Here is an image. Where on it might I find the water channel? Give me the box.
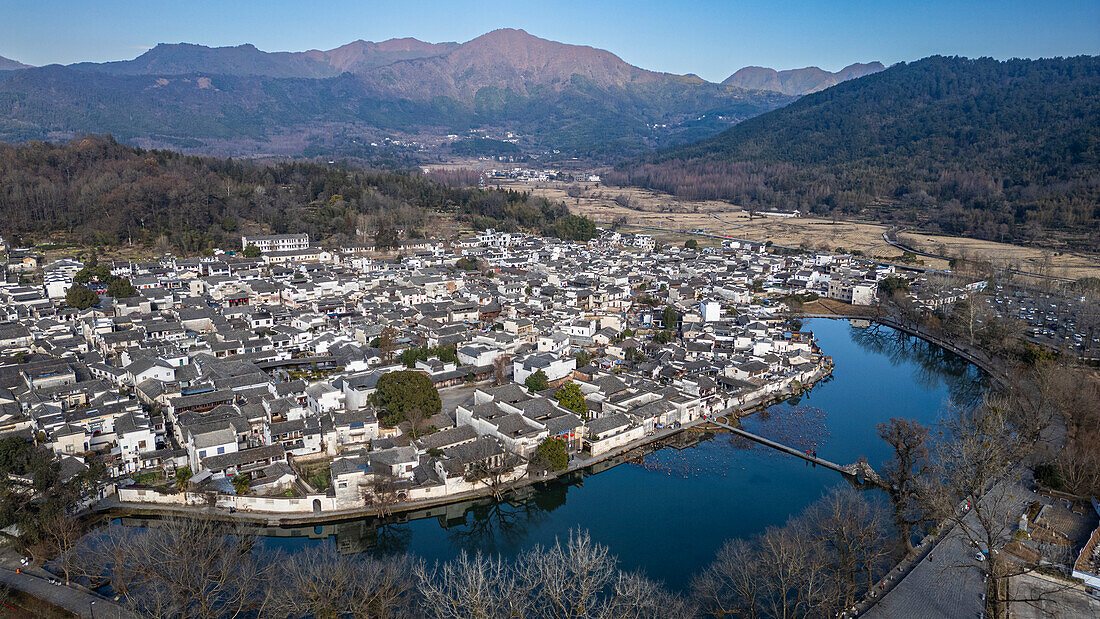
[188,318,983,590]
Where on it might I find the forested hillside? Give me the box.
[611,56,1100,249]
[0,30,792,159]
[0,135,592,252]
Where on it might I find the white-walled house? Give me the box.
[513,353,576,385]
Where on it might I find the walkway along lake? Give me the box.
[112,319,987,590]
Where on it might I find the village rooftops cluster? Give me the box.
[0,230,944,513]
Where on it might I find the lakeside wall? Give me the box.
[110,363,833,525]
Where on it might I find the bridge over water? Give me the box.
[703,417,886,488]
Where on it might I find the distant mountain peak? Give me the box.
[722,62,883,95]
[0,55,32,71]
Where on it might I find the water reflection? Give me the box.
[96,319,987,588]
[848,323,985,409]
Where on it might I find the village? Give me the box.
[0,229,979,519]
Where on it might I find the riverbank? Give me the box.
[100,363,835,527]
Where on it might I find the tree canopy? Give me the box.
[531,437,569,473]
[106,277,138,299]
[524,369,549,393]
[370,370,441,427]
[0,135,596,253]
[553,382,588,418]
[65,284,99,309]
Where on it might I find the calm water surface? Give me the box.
[244,319,985,589]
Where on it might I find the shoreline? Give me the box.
[97,310,992,529]
[98,364,834,527]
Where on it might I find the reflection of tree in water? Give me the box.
[331,518,413,557]
[848,324,985,409]
[369,521,413,556]
[443,493,551,555]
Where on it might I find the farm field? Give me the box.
[503,181,1099,280]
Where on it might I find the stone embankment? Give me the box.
[107,363,835,526]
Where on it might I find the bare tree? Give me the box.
[416,551,534,619]
[378,325,399,363]
[492,354,510,386]
[927,399,1032,619]
[35,508,85,585]
[416,529,689,619]
[466,453,522,501]
[877,417,931,554]
[80,516,276,617]
[1055,442,1100,496]
[691,537,764,618]
[405,406,429,440]
[803,486,893,608]
[755,523,833,618]
[368,473,402,517]
[270,546,417,618]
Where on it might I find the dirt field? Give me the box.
[508,181,1100,280]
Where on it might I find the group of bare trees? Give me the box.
[71,522,685,618]
[692,487,892,618]
[417,530,688,619]
[875,374,1095,619]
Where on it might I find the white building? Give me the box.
[827,279,877,306]
[513,353,577,385]
[241,233,310,253]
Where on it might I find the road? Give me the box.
[863,476,1040,618]
[881,229,1075,282]
[0,566,136,619]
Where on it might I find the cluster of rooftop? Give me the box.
[0,229,970,515]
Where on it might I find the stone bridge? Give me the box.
[703,417,887,489]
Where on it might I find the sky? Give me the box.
[2,0,1097,82]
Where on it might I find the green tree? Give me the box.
[436,344,458,364]
[65,284,98,309]
[878,276,910,296]
[684,239,699,249]
[231,473,251,495]
[73,262,111,285]
[455,256,480,271]
[662,305,679,330]
[531,437,568,473]
[653,329,673,344]
[554,382,588,418]
[106,277,137,298]
[174,466,192,490]
[242,244,261,258]
[370,370,441,427]
[525,369,549,392]
[574,350,592,367]
[375,226,399,251]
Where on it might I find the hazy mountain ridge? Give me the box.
[0,29,794,158]
[0,55,32,71]
[67,39,460,78]
[722,62,884,95]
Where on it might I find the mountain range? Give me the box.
[68,38,460,78]
[0,30,879,158]
[722,62,884,95]
[0,56,31,71]
[612,55,1100,248]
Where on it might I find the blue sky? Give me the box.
[3,0,1097,81]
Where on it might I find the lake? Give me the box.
[238,318,986,590]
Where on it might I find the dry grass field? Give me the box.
[505,180,1100,280]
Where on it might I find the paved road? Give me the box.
[864,477,1039,618]
[0,566,135,619]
